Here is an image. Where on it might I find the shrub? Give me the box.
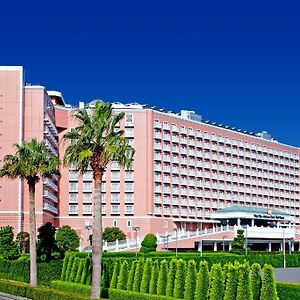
[126,260,136,291]
[230,229,246,255]
[149,260,159,294]
[173,259,186,299]
[224,264,238,300]
[37,260,63,286]
[110,259,121,289]
[165,259,176,297]
[103,227,126,242]
[109,288,177,300]
[140,233,157,253]
[236,262,253,300]
[132,259,144,292]
[157,259,169,296]
[0,225,19,260]
[276,282,300,300]
[61,252,71,280]
[195,260,209,300]
[260,264,279,300]
[55,226,79,253]
[80,257,90,285]
[51,281,90,295]
[117,260,128,290]
[251,263,261,300]
[75,259,84,283]
[184,259,196,300]
[208,263,224,300]
[140,258,153,293]
[16,231,30,253]
[69,257,80,282]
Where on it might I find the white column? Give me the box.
[237,218,241,227]
[251,219,254,227]
[213,242,217,252]
[268,242,272,252]
[291,241,295,252]
[228,242,232,251]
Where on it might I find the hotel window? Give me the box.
[125,171,134,181]
[69,170,78,181]
[154,120,161,127]
[125,193,134,203]
[69,182,78,192]
[111,162,120,169]
[83,182,92,191]
[125,114,133,125]
[69,193,78,203]
[125,128,134,137]
[111,193,120,203]
[83,171,92,181]
[83,205,92,214]
[111,205,120,214]
[111,171,120,181]
[125,182,133,191]
[128,139,134,147]
[102,205,106,214]
[69,205,78,214]
[111,182,120,192]
[125,205,133,214]
[101,182,106,192]
[101,194,106,203]
[83,193,92,203]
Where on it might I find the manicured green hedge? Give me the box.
[277,282,300,300]
[0,279,93,300]
[0,257,63,285]
[109,288,178,300]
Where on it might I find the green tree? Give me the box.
[110,259,121,289]
[117,260,128,290]
[102,227,126,242]
[195,260,210,300]
[55,225,79,252]
[16,231,30,254]
[140,258,153,293]
[224,264,238,300]
[208,263,224,300]
[0,139,60,287]
[140,233,157,253]
[260,265,278,300]
[0,226,19,259]
[133,259,144,292]
[173,259,186,299]
[230,229,246,255]
[157,259,169,296]
[184,260,197,300]
[236,262,253,300]
[63,101,134,299]
[251,263,261,300]
[126,260,136,291]
[37,222,58,262]
[149,260,159,294]
[165,259,176,297]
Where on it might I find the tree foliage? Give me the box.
[184,259,197,300]
[16,231,30,254]
[195,260,209,300]
[55,225,79,252]
[157,259,169,296]
[126,260,136,291]
[149,260,159,295]
[208,263,224,300]
[224,264,238,300]
[0,226,19,260]
[140,258,153,293]
[132,259,144,292]
[236,262,253,300]
[260,264,279,300]
[173,259,186,299]
[117,260,128,290]
[102,227,126,242]
[230,229,246,255]
[251,263,261,300]
[140,233,157,253]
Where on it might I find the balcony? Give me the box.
[43,178,58,192]
[43,189,58,203]
[43,202,58,214]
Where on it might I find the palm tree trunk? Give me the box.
[28,183,37,287]
[90,171,103,299]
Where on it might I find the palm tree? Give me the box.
[63,100,135,299]
[0,139,60,287]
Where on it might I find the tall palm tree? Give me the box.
[0,139,60,287]
[63,101,135,299]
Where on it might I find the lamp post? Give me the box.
[174,227,178,257]
[132,226,140,257]
[283,226,286,269]
[222,235,227,252]
[245,225,248,255]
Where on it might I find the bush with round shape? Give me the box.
[195,260,210,300]
[102,227,126,242]
[149,260,159,294]
[157,259,169,296]
[173,259,186,299]
[208,263,224,300]
[260,264,279,300]
[140,258,153,293]
[236,262,253,300]
[251,263,261,300]
[140,233,157,253]
[117,260,128,290]
[184,259,197,300]
[0,226,20,260]
[55,225,80,253]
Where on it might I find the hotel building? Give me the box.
[0,66,299,251]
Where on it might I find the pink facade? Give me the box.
[0,66,299,249]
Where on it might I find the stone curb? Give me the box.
[0,292,30,300]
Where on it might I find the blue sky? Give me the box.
[1,1,300,146]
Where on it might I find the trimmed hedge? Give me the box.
[0,279,92,300]
[109,288,177,300]
[277,282,300,300]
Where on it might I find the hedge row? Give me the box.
[0,257,63,285]
[277,282,300,300]
[0,279,93,300]
[109,288,177,300]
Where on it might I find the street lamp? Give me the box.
[200,221,203,257]
[245,225,248,255]
[174,227,178,257]
[132,226,140,257]
[283,226,286,269]
[222,235,227,252]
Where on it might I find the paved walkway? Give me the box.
[274,268,300,283]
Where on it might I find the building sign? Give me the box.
[254,214,284,220]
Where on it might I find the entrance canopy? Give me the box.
[210,205,294,223]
